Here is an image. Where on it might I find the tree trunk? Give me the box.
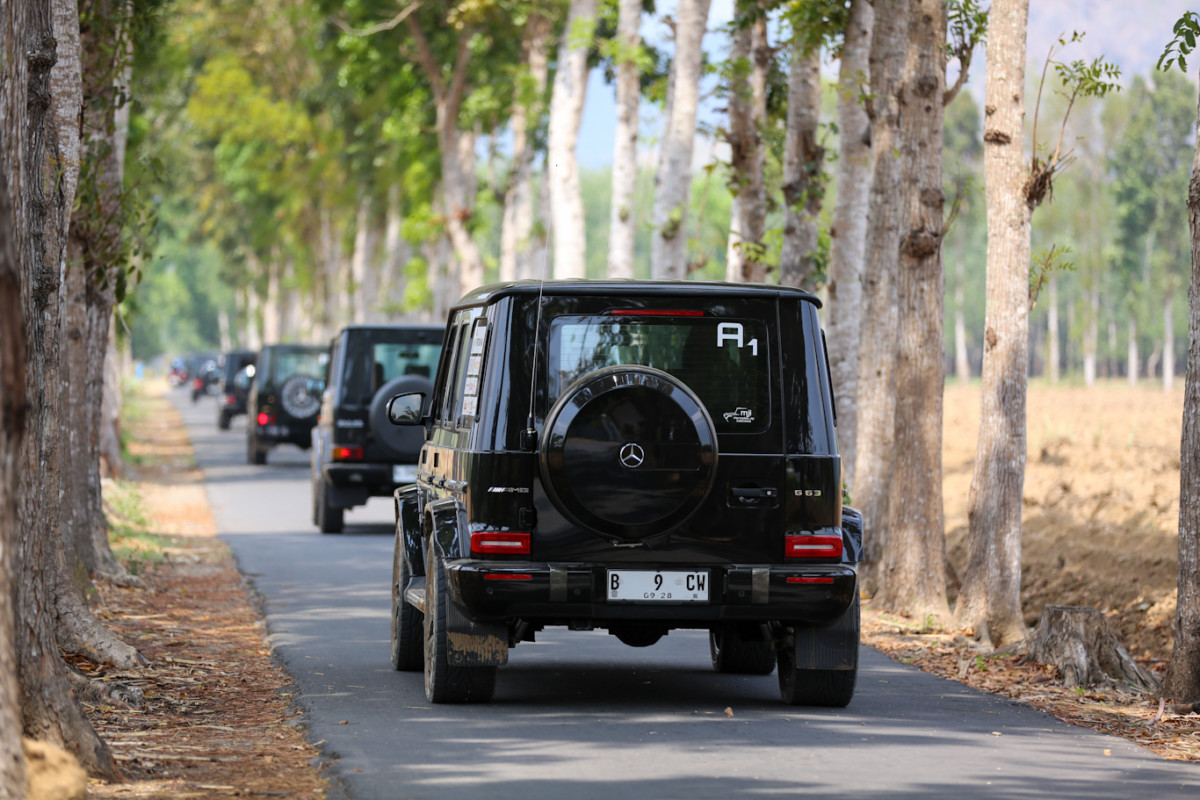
[608,0,642,280]
[954,253,969,382]
[351,195,371,324]
[1128,314,1139,387]
[548,0,596,279]
[0,0,31,791]
[1165,288,1175,391]
[955,0,1031,648]
[501,13,550,282]
[880,0,949,620]
[406,15,485,297]
[1047,274,1060,382]
[725,0,768,284]
[778,42,823,290]
[1160,99,1200,703]
[1027,605,1156,691]
[18,0,117,776]
[825,0,872,483]
[852,0,909,596]
[1084,278,1098,386]
[651,0,712,279]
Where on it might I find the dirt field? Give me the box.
[941,381,1183,661]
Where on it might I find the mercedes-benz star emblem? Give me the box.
[619,442,645,469]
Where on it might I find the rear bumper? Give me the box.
[255,422,314,448]
[445,561,857,627]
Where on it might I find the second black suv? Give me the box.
[246,344,329,465]
[310,325,443,533]
[386,280,862,706]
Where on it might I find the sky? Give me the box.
[573,0,1198,169]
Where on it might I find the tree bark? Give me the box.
[651,0,711,279]
[880,0,949,620]
[724,0,768,284]
[406,14,485,297]
[1160,90,1200,703]
[18,0,117,777]
[1,1,31,791]
[1165,288,1175,391]
[825,0,872,484]
[501,13,551,283]
[1027,605,1156,691]
[852,0,909,595]
[608,0,642,280]
[548,0,596,279]
[1128,315,1139,387]
[1047,274,1059,382]
[1084,277,1098,386]
[955,0,1031,648]
[778,41,823,290]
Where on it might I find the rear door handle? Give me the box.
[731,487,777,500]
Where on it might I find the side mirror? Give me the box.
[387,392,427,425]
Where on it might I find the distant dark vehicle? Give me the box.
[168,357,188,387]
[246,344,329,465]
[216,349,258,430]
[310,325,443,534]
[386,280,862,706]
[190,355,220,402]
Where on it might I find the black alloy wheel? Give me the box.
[422,536,496,703]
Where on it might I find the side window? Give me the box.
[434,322,466,425]
[452,318,488,424]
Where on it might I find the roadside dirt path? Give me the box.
[86,388,326,798]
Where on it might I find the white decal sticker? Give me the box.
[723,407,755,424]
[467,354,481,377]
[717,322,758,356]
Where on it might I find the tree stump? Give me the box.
[1026,605,1157,692]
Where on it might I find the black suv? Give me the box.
[246,344,329,465]
[216,349,257,430]
[387,281,862,706]
[310,325,443,533]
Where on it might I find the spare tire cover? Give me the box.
[370,375,435,460]
[279,374,320,420]
[540,366,717,540]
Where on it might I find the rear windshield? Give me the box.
[267,348,328,386]
[548,316,770,433]
[338,331,442,405]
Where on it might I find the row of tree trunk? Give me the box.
[2,0,157,791]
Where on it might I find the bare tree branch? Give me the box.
[332,1,421,38]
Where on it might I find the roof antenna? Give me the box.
[522,159,553,452]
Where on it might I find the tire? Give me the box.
[279,373,321,420]
[391,535,423,671]
[369,375,434,460]
[218,410,231,430]
[423,537,496,703]
[315,478,344,534]
[539,365,717,541]
[247,433,266,465]
[777,598,859,707]
[710,629,777,675]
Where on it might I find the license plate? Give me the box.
[393,464,418,484]
[606,570,710,603]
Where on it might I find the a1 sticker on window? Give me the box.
[716,322,758,356]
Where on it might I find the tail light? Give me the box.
[470,531,531,556]
[257,412,276,426]
[333,446,363,461]
[224,394,237,405]
[784,534,843,559]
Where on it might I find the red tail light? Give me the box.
[784,535,843,559]
[224,394,237,405]
[333,446,363,461]
[256,412,276,426]
[484,573,533,581]
[786,576,835,584]
[470,531,531,555]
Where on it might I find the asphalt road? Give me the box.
[172,390,1199,799]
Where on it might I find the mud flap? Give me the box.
[445,597,509,667]
[792,598,859,671]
